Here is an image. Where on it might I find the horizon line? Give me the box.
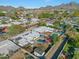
[0,2,78,9]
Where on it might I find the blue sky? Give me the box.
[0,0,79,8]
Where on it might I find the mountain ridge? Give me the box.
[0,2,79,11]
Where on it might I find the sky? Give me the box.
[0,0,79,8]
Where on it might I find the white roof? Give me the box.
[0,40,20,55]
[31,18,39,22]
[18,38,29,46]
[33,26,54,33]
[12,31,40,46]
[0,24,11,27]
[23,31,40,43]
[11,21,22,25]
[25,31,39,37]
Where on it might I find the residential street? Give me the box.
[51,37,68,59]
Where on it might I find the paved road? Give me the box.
[51,37,68,59]
[45,40,62,59]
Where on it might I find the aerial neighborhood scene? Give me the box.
[0,0,79,59]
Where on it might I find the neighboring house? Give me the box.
[1,26,8,33]
[13,37,29,47]
[0,16,12,22]
[31,18,40,23]
[0,40,20,56]
[0,24,11,27]
[34,48,45,57]
[46,22,53,26]
[33,26,54,33]
[0,24,11,34]
[22,19,28,23]
[73,25,79,30]
[12,31,40,47]
[65,17,79,26]
[11,21,22,25]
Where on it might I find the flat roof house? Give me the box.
[0,40,20,56]
[34,48,45,57]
